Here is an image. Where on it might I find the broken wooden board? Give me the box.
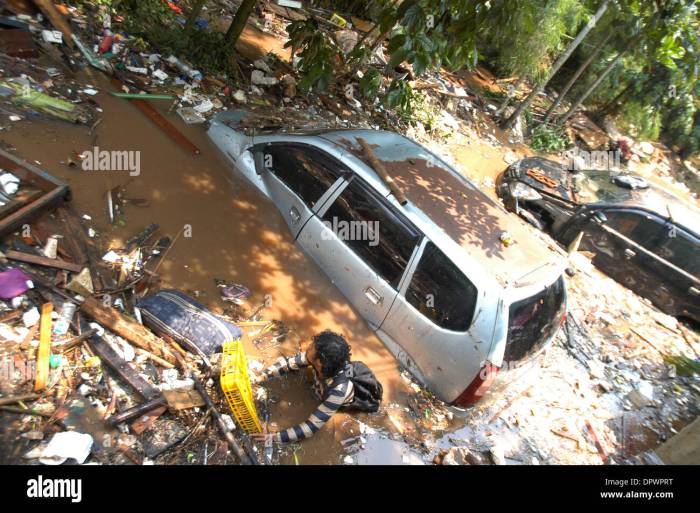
[55,206,114,291]
[5,249,83,273]
[162,389,205,410]
[81,297,178,366]
[85,329,161,402]
[130,405,167,435]
[34,302,53,391]
[0,149,70,238]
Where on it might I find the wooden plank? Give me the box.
[162,389,205,410]
[0,186,69,238]
[111,78,200,155]
[5,249,83,272]
[80,297,178,365]
[54,206,89,265]
[86,330,161,401]
[34,302,53,391]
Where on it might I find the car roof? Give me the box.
[318,130,565,287]
[515,157,700,236]
[612,183,700,235]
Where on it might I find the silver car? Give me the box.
[208,110,568,406]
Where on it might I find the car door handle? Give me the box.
[364,287,383,305]
[689,286,700,297]
[624,248,636,259]
[289,206,301,225]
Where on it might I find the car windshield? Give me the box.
[572,170,633,204]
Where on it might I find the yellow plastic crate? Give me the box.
[220,340,262,433]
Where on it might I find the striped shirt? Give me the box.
[263,352,354,443]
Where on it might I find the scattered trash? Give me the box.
[176,106,206,124]
[0,268,32,299]
[39,432,93,465]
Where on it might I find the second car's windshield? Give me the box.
[572,170,632,204]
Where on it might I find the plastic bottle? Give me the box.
[53,302,77,336]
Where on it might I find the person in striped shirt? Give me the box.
[252,330,354,443]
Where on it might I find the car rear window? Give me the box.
[504,276,566,362]
[405,241,478,331]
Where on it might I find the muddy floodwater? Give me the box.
[0,70,441,464]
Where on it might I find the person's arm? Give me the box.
[261,352,309,380]
[273,379,353,443]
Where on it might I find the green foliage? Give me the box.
[285,19,340,92]
[359,68,382,100]
[530,125,569,153]
[619,100,661,140]
[384,81,440,128]
[558,0,700,157]
[384,79,417,120]
[483,0,586,80]
[664,354,700,376]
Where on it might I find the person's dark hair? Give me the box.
[312,330,351,378]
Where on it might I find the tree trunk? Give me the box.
[495,75,527,117]
[185,0,208,35]
[595,80,634,118]
[542,31,612,125]
[500,0,609,129]
[596,72,656,119]
[224,0,257,52]
[555,49,627,128]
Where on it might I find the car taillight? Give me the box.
[453,363,500,407]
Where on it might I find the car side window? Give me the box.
[260,144,346,209]
[604,210,664,249]
[655,228,700,278]
[405,241,478,332]
[321,175,420,288]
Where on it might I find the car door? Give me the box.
[579,208,667,303]
[649,224,700,321]
[377,239,482,401]
[297,174,422,330]
[251,143,348,238]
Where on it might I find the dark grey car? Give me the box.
[497,157,700,324]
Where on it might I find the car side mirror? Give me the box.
[593,211,608,224]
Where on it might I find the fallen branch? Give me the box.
[0,393,39,406]
[357,137,407,206]
[0,406,52,417]
[630,327,666,357]
[56,328,99,353]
